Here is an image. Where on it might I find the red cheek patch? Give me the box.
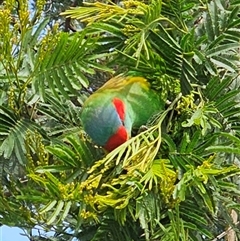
[112,98,125,121]
[104,125,128,152]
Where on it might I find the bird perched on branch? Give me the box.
[80,75,164,151]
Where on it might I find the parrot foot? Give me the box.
[138,125,148,133]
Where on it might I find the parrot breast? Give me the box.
[104,125,128,151]
[81,95,130,151]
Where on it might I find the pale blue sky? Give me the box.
[0,226,78,240]
[0,226,29,241]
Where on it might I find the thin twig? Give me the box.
[64,0,82,32]
[212,221,239,241]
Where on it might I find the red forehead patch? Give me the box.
[112,98,125,121]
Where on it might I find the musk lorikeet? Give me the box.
[80,75,164,151]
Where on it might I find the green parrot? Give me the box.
[80,75,164,151]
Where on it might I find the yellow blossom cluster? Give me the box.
[176,93,196,114]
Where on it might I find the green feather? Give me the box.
[80,75,164,149]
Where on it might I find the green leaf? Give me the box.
[47,200,65,225]
[206,146,240,154]
[39,200,57,214]
[210,55,238,72]
[206,43,240,57]
[46,145,79,167]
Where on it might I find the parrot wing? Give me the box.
[125,82,164,128]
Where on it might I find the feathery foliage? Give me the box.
[0,0,240,240]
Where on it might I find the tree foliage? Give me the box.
[0,0,240,240]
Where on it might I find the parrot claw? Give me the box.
[166,100,171,105]
[138,125,148,133]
